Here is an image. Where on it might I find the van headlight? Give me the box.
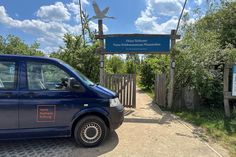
[109,98,121,107]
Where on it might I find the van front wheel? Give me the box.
[74,116,107,147]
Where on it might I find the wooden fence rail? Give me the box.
[104,74,136,108]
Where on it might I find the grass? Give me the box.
[174,108,236,157]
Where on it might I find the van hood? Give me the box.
[91,85,117,99]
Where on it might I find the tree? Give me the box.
[140,55,169,89]
[125,54,140,74]
[105,55,125,74]
[217,2,236,48]
[174,1,236,107]
[50,10,101,82]
[0,35,44,56]
[138,1,236,108]
[50,34,100,82]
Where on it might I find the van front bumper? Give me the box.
[109,104,124,131]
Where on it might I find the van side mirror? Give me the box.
[68,77,84,91]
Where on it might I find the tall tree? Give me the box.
[174,1,236,107]
[0,35,44,56]
[51,34,100,82]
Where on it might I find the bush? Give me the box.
[50,34,100,82]
[175,2,236,107]
[140,55,169,89]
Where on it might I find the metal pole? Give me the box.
[78,0,85,43]
[167,29,176,109]
[98,20,105,85]
[176,0,188,33]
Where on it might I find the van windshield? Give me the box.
[61,61,95,86]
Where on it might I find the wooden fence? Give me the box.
[154,74,167,107]
[104,74,136,108]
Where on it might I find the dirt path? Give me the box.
[73,88,230,157]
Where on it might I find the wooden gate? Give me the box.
[154,73,167,107]
[104,74,136,108]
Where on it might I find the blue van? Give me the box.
[0,55,124,147]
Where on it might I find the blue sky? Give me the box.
[0,0,206,53]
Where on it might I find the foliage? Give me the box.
[174,1,236,107]
[105,54,141,74]
[215,2,236,48]
[50,10,101,82]
[125,54,140,74]
[126,60,137,74]
[105,55,125,74]
[140,55,169,89]
[174,109,236,156]
[0,35,44,56]
[50,34,100,82]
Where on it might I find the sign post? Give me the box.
[98,19,105,85]
[167,30,177,109]
[91,0,114,85]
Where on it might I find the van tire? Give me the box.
[74,115,107,147]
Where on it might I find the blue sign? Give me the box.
[232,65,236,96]
[105,35,171,54]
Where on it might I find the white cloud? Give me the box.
[0,6,72,39]
[0,5,108,53]
[135,0,193,34]
[66,0,90,23]
[67,2,80,15]
[67,0,90,14]
[40,46,60,54]
[36,2,71,22]
[67,2,81,22]
[144,0,183,17]
[135,15,178,34]
[194,0,203,5]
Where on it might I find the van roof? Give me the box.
[0,54,61,62]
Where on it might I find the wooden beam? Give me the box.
[95,34,181,39]
[101,51,170,55]
[224,92,236,99]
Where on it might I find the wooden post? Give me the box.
[154,74,157,104]
[167,30,177,109]
[133,74,136,108]
[98,20,105,85]
[224,65,231,117]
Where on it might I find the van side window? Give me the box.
[0,61,16,90]
[27,62,71,91]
